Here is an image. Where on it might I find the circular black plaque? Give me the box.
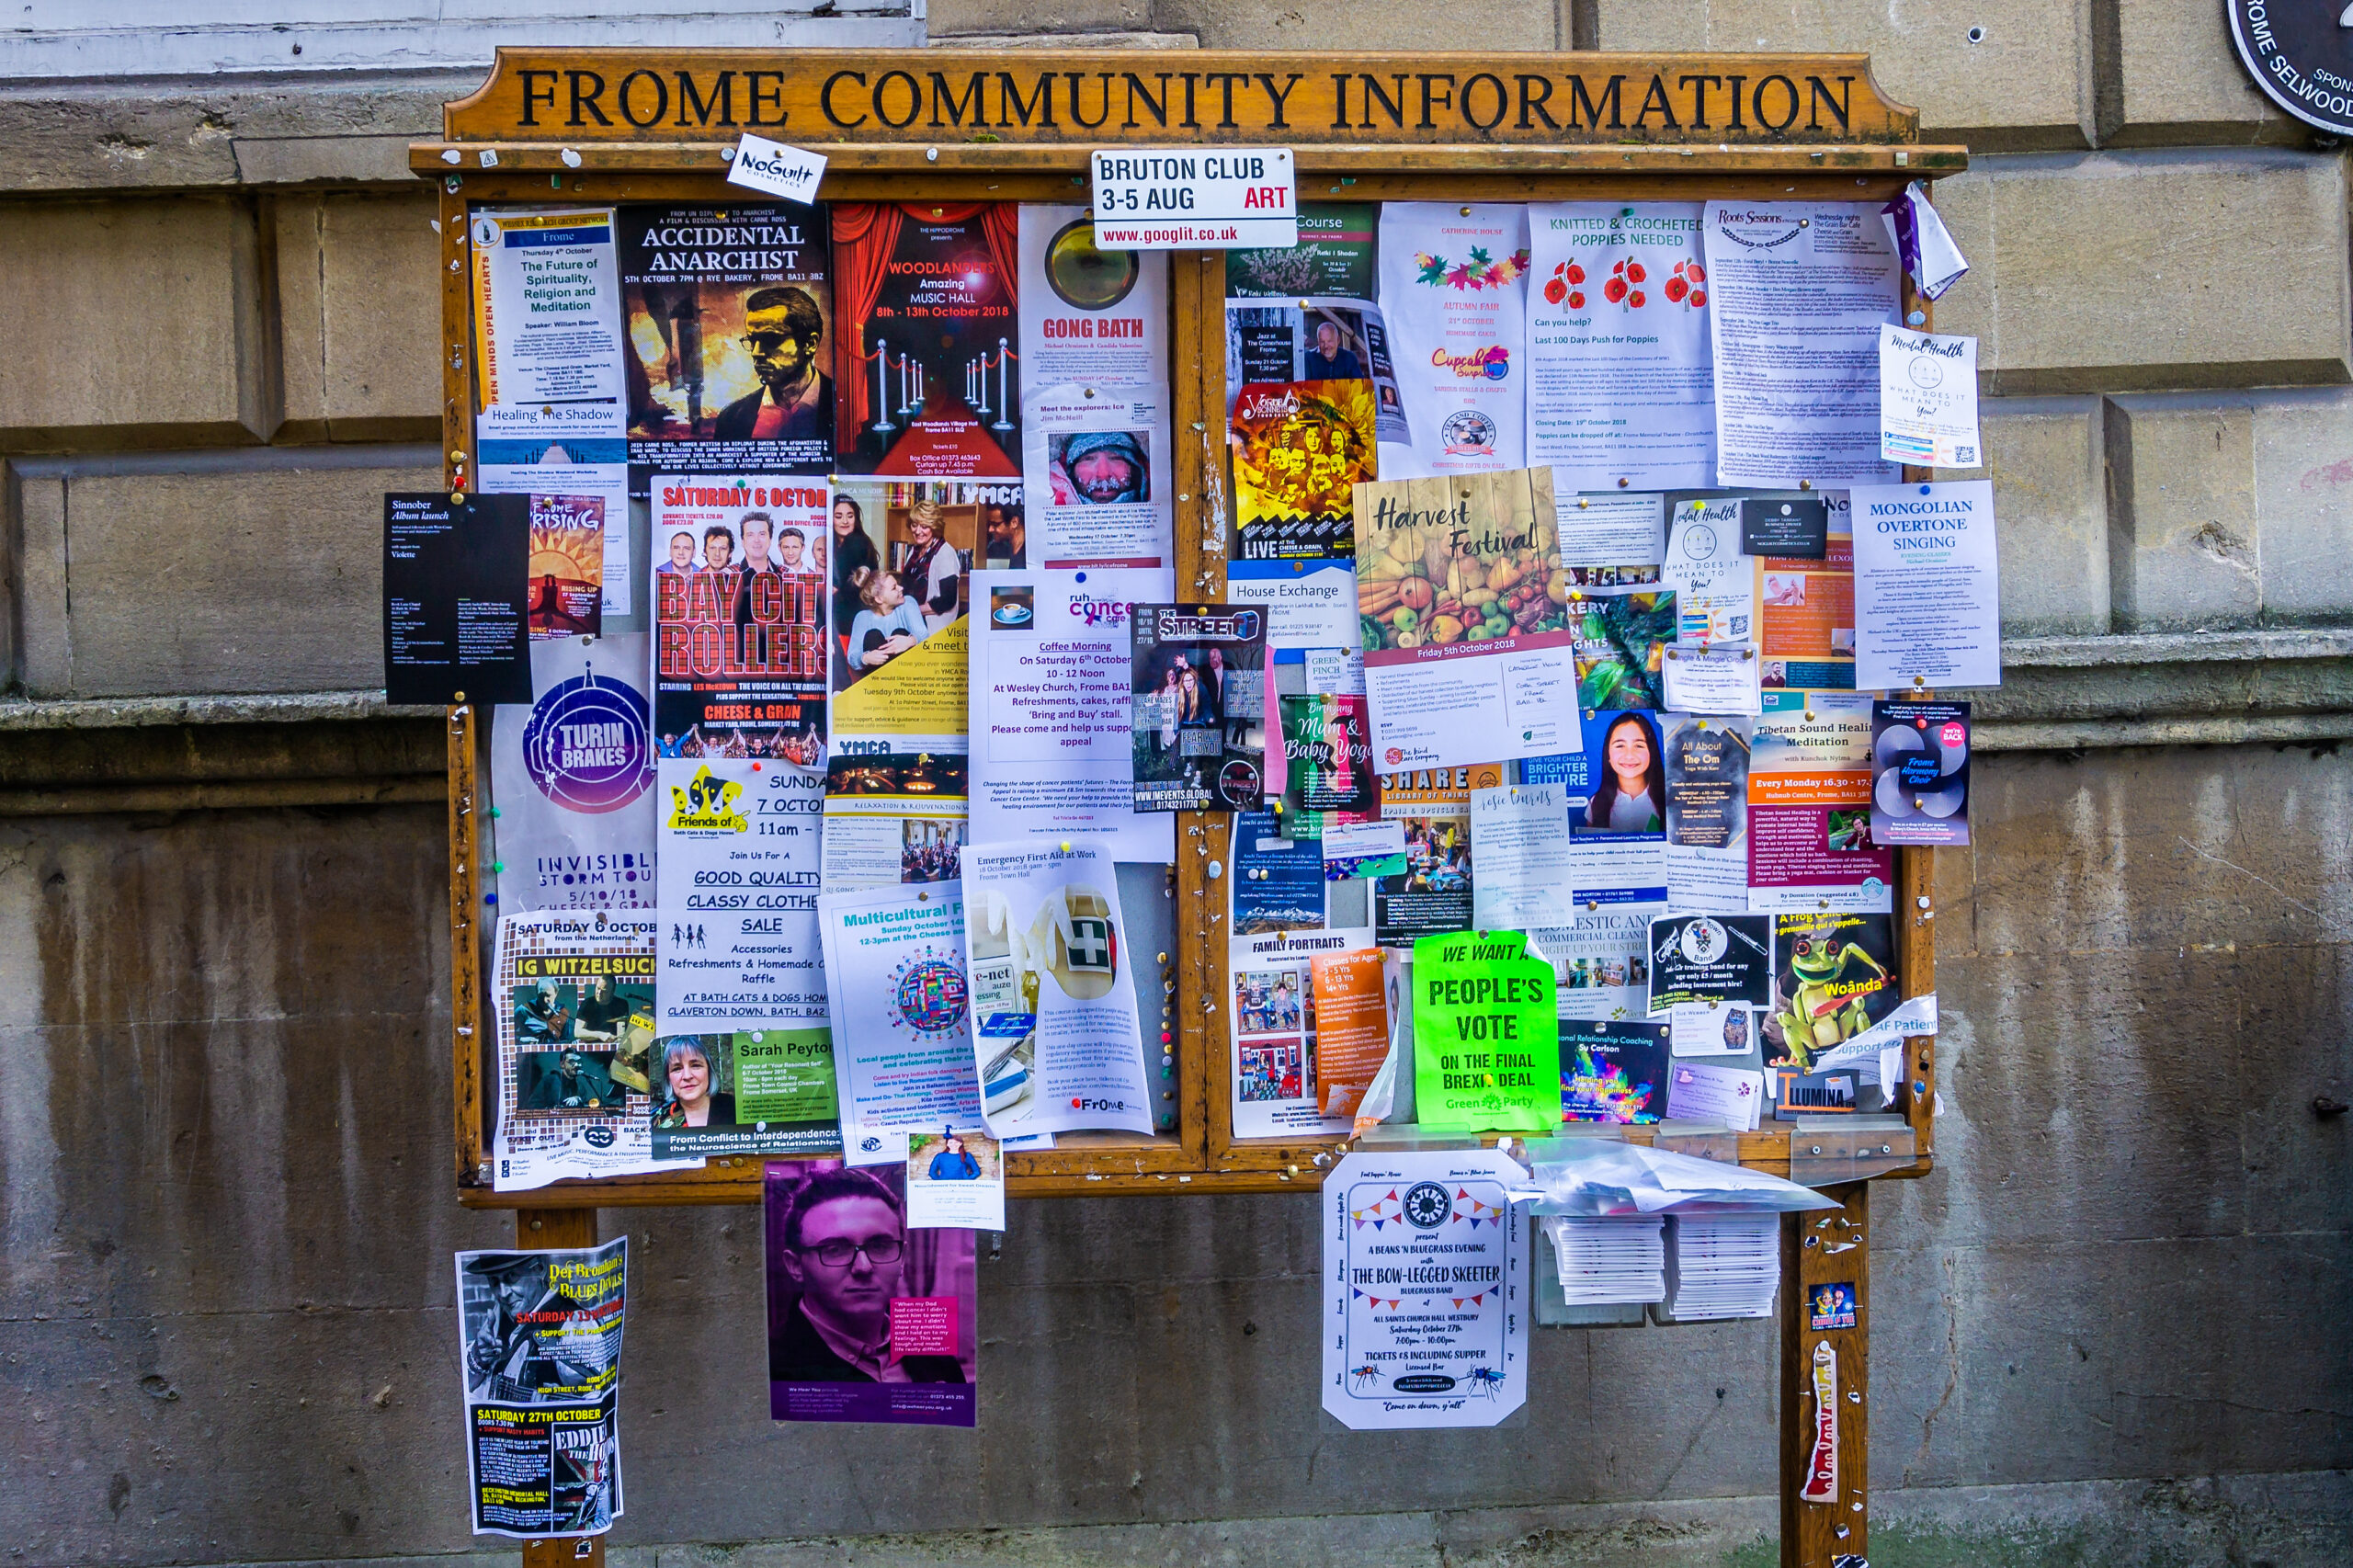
[2228,0,2353,137]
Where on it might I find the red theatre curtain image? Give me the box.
[831,202,905,455]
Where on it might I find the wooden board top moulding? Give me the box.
[440,48,1925,151]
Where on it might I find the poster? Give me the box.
[1870,700,1971,846]
[1518,725,1669,912]
[906,1131,1006,1231]
[1231,380,1378,568]
[1411,929,1560,1133]
[1312,946,1392,1123]
[816,881,986,1162]
[470,207,627,440]
[382,494,531,708]
[1765,912,1898,1076]
[1663,645,1763,716]
[1018,203,1167,385]
[1370,764,1499,948]
[832,202,1021,479]
[1277,695,1376,821]
[1560,1018,1669,1123]
[651,475,828,767]
[492,635,657,912]
[1233,810,1329,933]
[1849,480,2002,690]
[1468,783,1579,930]
[1756,506,1858,694]
[1647,913,1775,1012]
[620,204,832,490]
[1879,324,1982,468]
[961,841,1154,1137]
[1526,202,1713,490]
[1375,202,1529,477]
[457,1240,626,1538]
[491,911,680,1191]
[1569,586,1676,712]
[1663,496,1753,646]
[1555,491,1667,570]
[765,1159,977,1426]
[1322,1147,1528,1430]
[1022,383,1174,567]
[479,442,632,623]
[1748,692,1894,914]
[1354,468,1580,770]
[648,1029,842,1159]
[1662,714,1752,910]
[966,567,1176,861]
[1131,603,1268,812]
[1704,201,1900,488]
[1224,299,1409,447]
[521,494,605,640]
[653,757,827,1031]
[1226,202,1378,301]
[1228,927,1375,1138]
[1534,908,1656,1023]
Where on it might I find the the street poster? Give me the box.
[492,634,657,912]
[457,1239,627,1537]
[1375,203,1530,477]
[1228,926,1376,1139]
[1411,929,1560,1132]
[470,207,627,442]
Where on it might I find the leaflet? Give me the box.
[1228,926,1375,1139]
[817,881,986,1164]
[1532,907,1658,1023]
[1022,383,1174,567]
[478,439,632,621]
[1665,1061,1765,1130]
[1226,202,1378,301]
[1376,202,1529,477]
[1662,714,1752,909]
[457,1240,627,1538]
[647,1028,841,1160]
[1561,1018,1670,1123]
[1469,784,1579,930]
[1311,945,1392,1123]
[1225,296,1409,446]
[1704,201,1900,489]
[1662,645,1763,715]
[1663,497,1753,646]
[470,207,627,437]
[1756,505,1858,693]
[1878,325,1982,469]
[1870,700,1971,846]
[905,1131,1006,1231]
[1554,491,1667,567]
[1748,692,1893,914]
[1849,480,2002,690]
[1527,202,1713,490]
[654,758,827,1030]
[961,840,1154,1137]
[1233,810,1328,932]
[492,635,657,912]
[1412,928,1560,1133]
[1667,1001,1758,1059]
[1232,379,1378,568]
[1018,204,1167,385]
[966,568,1175,862]
[1130,602,1269,812]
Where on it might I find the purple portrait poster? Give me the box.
[764,1157,978,1426]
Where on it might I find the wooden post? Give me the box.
[1780,1183,1869,1568]
[516,1210,605,1568]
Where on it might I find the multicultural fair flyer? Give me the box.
[961,840,1155,1138]
[1131,602,1269,812]
[1704,201,1902,489]
[1375,203,1530,477]
[620,204,833,493]
[491,911,683,1192]
[653,758,828,1031]
[1849,480,2003,691]
[491,635,657,912]
[965,567,1176,862]
[1354,467,1582,771]
[1017,203,1168,386]
[1748,691,1895,914]
[1022,383,1174,568]
[1526,202,1714,491]
[1411,930,1561,1133]
[1228,926,1377,1139]
[764,1159,979,1427]
[456,1240,627,1538]
[816,881,987,1165]
[1870,700,1972,846]
[470,207,627,442]
[1322,1146,1529,1431]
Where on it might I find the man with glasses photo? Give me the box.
[716,286,833,443]
[768,1166,965,1385]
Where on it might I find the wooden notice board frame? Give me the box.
[419,52,1957,1566]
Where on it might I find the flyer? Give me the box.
[1411,929,1560,1133]
[1663,496,1754,646]
[1228,926,1375,1139]
[1018,204,1167,385]
[1518,723,1669,909]
[651,475,828,767]
[1554,491,1667,568]
[1226,202,1378,301]
[478,440,633,623]
[457,1240,626,1538]
[764,1159,978,1426]
[1322,1146,1529,1430]
[1662,645,1763,716]
[1568,586,1676,711]
[816,881,986,1163]
[961,840,1154,1137]
[1665,1061,1765,1130]
[967,567,1176,861]
[905,1131,1006,1231]
[1743,494,1829,559]
[1662,714,1752,909]
[381,494,531,708]
[1129,603,1268,812]
[1756,510,1858,694]
[620,204,832,491]
[1749,691,1894,914]
[1355,467,1581,770]
[1560,1018,1669,1123]
[470,207,627,439]
[1233,810,1329,932]
[1870,700,1971,846]
[654,758,827,1031]
[1370,764,1500,948]
[1312,946,1392,1122]
[1849,480,2003,690]
[491,910,681,1191]
[1765,911,1898,1077]
[1666,1000,1757,1059]
[1526,202,1714,491]
[1704,201,1901,489]
[1022,383,1174,567]
[1468,783,1579,930]
[1533,908,1655,1022]
[1646,913,1775,1012]
[1879,324,1982,468]
[832,202,1021,479]
[1376,202,1530,477]
[1277,694,1376,819]
[1225,299,1409,446]
[1231,379,1378,568]
[648,1028,841,1160]
[520,494,605,640]
[492,635,657,913]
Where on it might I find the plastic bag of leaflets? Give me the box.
[1502,1137,1842,1217]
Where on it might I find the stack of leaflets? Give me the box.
[1661,1213,1782,1321]
[1539,1214,1665,1304]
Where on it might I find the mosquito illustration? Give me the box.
[1466,1366,1507,1399]
[1349,1363,1381,1393]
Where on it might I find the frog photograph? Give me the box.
[1764,912,1897,1074]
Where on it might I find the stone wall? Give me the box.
[0,3,2348,1563]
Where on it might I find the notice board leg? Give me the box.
[516,1210,604,1568]
[1780,1182,1869,1568]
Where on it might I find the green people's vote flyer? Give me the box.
[1412,931,1560,1132]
